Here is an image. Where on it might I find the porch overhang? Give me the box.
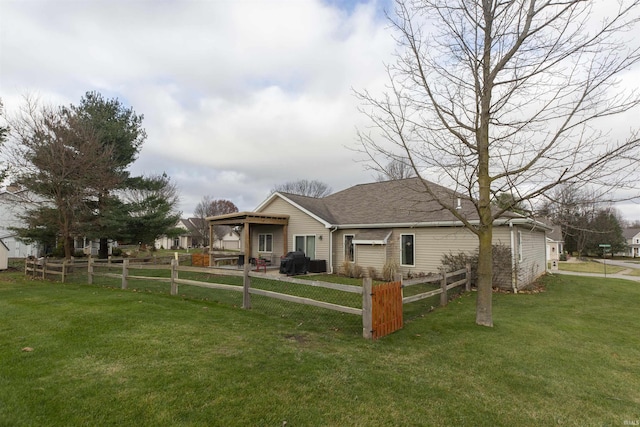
[206,212,290,264]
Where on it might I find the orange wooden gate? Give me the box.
[372,281,403,339]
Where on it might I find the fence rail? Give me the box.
[24,257,471,339]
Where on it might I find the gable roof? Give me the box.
[623,228,640,239]
[262,178,527,227]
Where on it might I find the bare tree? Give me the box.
[374,157,416,181]
[193,196,238,246]
[357,0,640,326]
[7,97,120,258]
[271,179,332,197]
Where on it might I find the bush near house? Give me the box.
[441,244,514,290]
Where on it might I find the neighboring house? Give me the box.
[155,218,243,250]
[212,226,242,250]
[623,228,640,258]
[0,186,43,259]
[208,178,550,290]
[155,218,213,250]
[0,239,8,270]
[545,223,564,262]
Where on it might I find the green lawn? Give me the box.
[558,260,625,274]
[1,270,639,426]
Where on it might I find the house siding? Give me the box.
[333,226,515,278]
[0,240,8,270]
[258,198,330,261]
[354,244,386,277]
[516,226,547,289]
[0,191,42,258]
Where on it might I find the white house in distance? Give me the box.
[154,218,241,250]
[207,178,550,291]
[623,228,640,258]
[0,185,43,259]
[545,224,564,262]
[0,239,9,270]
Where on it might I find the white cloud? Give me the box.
[2,0,638,222]
[1,0,394,215]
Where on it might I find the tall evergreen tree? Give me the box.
[69,91,146,257]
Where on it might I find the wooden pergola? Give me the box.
[206,211,290,265]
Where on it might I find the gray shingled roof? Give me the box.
[280,178,518,226]
[623,228,640,239]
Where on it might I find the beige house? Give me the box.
[208,178,549,290]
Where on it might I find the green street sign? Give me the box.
[598,244,611,248]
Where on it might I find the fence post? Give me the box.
[24,257,28,275]
[362,277,373,339]
[61,259,67,283]
[242,262,251,309]
[440,267,448,307]
[87,257,94,285]
[394,273,403,299]
[121,259,129,290]
[170,259,178,296]
[108,255,112,266]
[465,262,471,292]
[42,258,46,280]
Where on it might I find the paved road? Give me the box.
[550,268,640,282]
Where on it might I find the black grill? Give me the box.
[279,251,310,275]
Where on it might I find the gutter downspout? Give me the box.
[509,221,518,294]
[329,226,338,274]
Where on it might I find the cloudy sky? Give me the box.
[1,0,639,221]
[1,0,395,215]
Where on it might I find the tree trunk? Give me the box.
[476,225,493,327]
[64,236,74,260]
[99,237,109,259]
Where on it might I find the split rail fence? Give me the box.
[24,257,471,339]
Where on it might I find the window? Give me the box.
[258,234,273,252]
[400,234,415,266]
[294,235,316,259]
[517,231,523,262]
[344,234,354,262]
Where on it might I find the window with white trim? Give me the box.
[258,234,273,252]
[517,231,523,262]
[400,234,415,266]
[344,234,354,262]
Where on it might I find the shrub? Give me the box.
[382,258,399,281]
[559,253,567,261]
[340,259,352,276]
[441,244,515,290]
[351,263,363,278]
[367,266,378,280]
[73,250,86,258]
[111,247,123,257]
[339,259,365,278]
